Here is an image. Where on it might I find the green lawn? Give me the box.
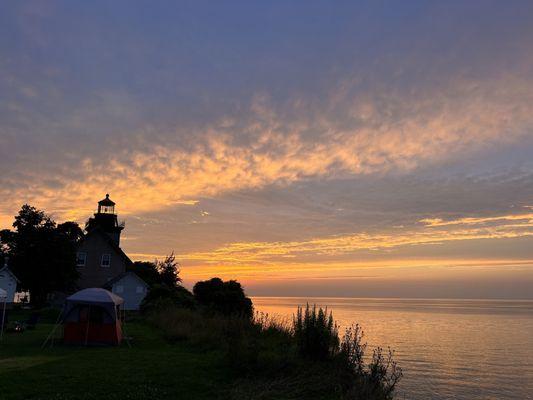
[0,321,232,400]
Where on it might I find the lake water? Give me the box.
[252,297,533,400]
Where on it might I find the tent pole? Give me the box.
[0,299,6,341]
[84,305,91,346]
[42,308,64,348]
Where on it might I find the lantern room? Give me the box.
[86,194,124,245]
[98,194,116,214]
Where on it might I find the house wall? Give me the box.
[0,270,17,303]
[111,274,148,310]
[77,234,127,289]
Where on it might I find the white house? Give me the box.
[0,264,19,304]
[104,271,149,311]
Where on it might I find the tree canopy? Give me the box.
[0,205,82,306]
[128,252,182,289]
[193,278,253,318]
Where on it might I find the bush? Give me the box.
[140,284,195,313]
[292,306,402,399]
[337,325,402,400]
[338,324,366,376]
[193,278,253,318]
[293,304,339,360]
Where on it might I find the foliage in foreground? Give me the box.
[294,304,339,360]
[148,304,402,400]
[337,324,402,399]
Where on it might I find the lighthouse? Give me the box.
[85,194,124,246]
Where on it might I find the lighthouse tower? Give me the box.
[85,194,124,246]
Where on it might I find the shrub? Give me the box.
[293,304,339,360]
[338,324,366,376]
[140,284,195,313]
[367,347,402,399]
[193,278,253,318]
[338,325,402,400]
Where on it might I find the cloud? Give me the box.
[1,71,532,227]
[1,2,533,298]
[420,213,533,227]
[180,209,533,265]
[181,258,533,282]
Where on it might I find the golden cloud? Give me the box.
[180,210,533,265]
[181,258,533,283]
[1,74,532,226]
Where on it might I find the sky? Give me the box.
[1,1,533,298]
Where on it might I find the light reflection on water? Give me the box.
[252,297,533,400]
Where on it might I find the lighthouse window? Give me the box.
[101,254,111,267]
[76,252,87,267]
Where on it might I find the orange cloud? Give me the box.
[1,74,532,227]
[180,258,533,283]
[420,213,533,227]
[179,210,533,265]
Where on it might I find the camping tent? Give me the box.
[63,288,124,345]
[0,288,6,340]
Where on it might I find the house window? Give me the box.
[136,286,144,294]
[76,252,87,267]
[115,285,124,293]
[101,254,111,267]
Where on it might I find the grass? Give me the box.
[0,317,232,400]
[0,307,400,400]
[146,308,340,400]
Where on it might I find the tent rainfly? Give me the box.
[63,288,124,345]
[0,288,7,340]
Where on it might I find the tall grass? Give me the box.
[294,304,339,360]
[147,307,230,345]
[147,304,401,400]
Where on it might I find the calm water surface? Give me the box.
[252,297,533,400]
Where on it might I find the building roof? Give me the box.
[82,228,133,266]
[98,194,115,207]
[67,288,124,305]
[103,271,149,290]
[0,266,20,283]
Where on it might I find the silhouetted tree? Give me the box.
[157,252,181,289]
[193,277,253,318]
[130,253,182,290]
[128,261,161,287]
[0,205,82,306]
[57,221,84,243]
[140,284,195,313]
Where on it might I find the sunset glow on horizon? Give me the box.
[1,1,533,298]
